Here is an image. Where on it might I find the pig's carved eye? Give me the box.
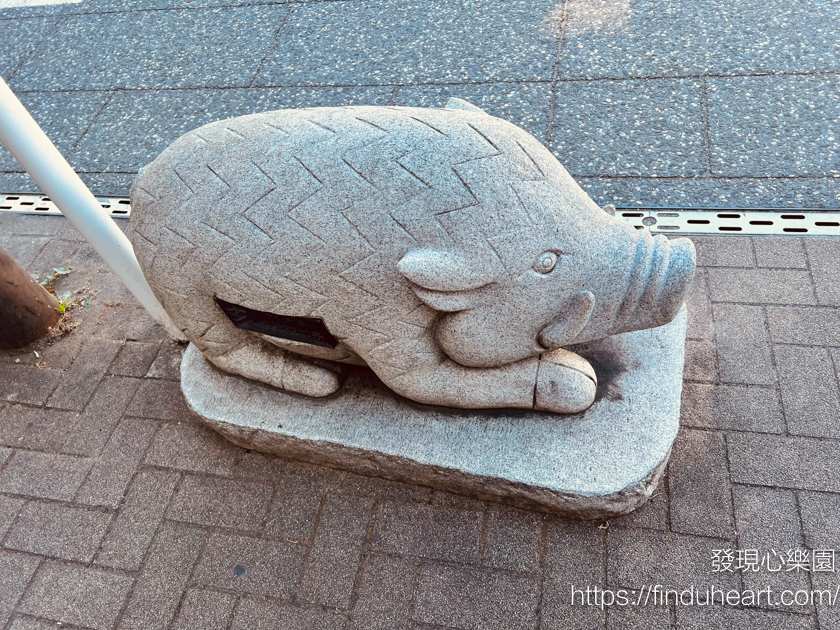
[533,251,559,274]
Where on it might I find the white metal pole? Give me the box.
[0,76,186,342]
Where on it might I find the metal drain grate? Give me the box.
[615,207,840,237]
[2,193,840,236]
[0,193,132,219]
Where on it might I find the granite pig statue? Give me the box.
[129,98,696,414]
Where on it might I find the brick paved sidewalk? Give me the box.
[2,213,840,629]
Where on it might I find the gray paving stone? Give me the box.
[556,0,840,79]
[709,75,840,177]
[46,337,123,411]
[95,468,180,571]
[683,339,717,383]
[299,493,374,609]
[351,554,419,630]
[71,85,392,173]
[145,340,185,379]
[690,236,754,268]
[7,617,73,630]
[332,467,433,504]
[607,605,672,630]
[732,486,808,614]
[4,500,112,562]
[95,305,169,345]
[482,506,542,573]
[25,238,80,273]
[798,491,840,628]
[192,532,305,599]
[265,461,331,542]
[109,341,162,378]
[166,474,273,531]
[172,588,237,630]
[610,472,669,532]
[713,304,777,386]
[0,494,25,539]
[230,598,345,630]
[125,378,194,421]
[774,345,840,439]
[805,239,840,306]
[608,528,739,591]
[255,0,556,87]
[396,82,551,144]
[0,16,57,78]
[75,416,158,507]
[684,269,712,341]
[676,607,813,630]
[707,269,815,305]
[11,6,290,91]
[728,433,840,492]
[668,429,734,538]
[766,306,840,346]
[117,522,206,630]
[552,79,704,177]
[680,384,785,433]
[541,519,605,630]
[0,90,111,173]
[18,560,133,630]
[754,238,808,270]
[577,176,840,212]
[0,450,91,500]
[0,446,9,469]
[0,363,63,405]
[1,235,51,270]
[370,501,483,564]
[0,404,77,453]
[414,563,539,630]
[144,422,241,476]
[0,550,41,627]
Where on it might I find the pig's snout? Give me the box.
[610,231,696,335]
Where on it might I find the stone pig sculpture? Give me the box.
[128,98,695,414]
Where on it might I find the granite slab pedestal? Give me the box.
[181,308,688,519]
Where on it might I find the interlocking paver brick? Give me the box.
[732,486,809,613]
[167,474,273,531]
[229,597,345,630]
[0,450,91,500]
[707,268,816,305]
[96,468,180,571]
[0,363,63,406]
[797,491,840,629]
[0,447,9,469]
[552,78,704,177]
[0,235,51,269]
[24,237,80,272]
[94,304,170,344]
[255,0,556,87]
[351,554,419,630]
[109,341,162,377]
[0,16,57,78]
[46,337,124,411]
[192,532,305,599]
[690,236,754,268]
[676,606,813,629]
[299,493,374,609]
[125,378,194,421]
[144,422,240,476]
[682,339,717,382]
[482,506,542,573]
[805,238,840,306]
[684,268,713,341]
[668,429,734,538]
[11,6,290,91]
[265,462,331,542]
[0,494,24,539]
[7,616,73,630]
[607,605,672,630]
[728,433,840,491]
[4,500,112,562]
[414,563,540,630]
[754,238,808,269]
[117,522,206,630]
[332,467,433,504]
[611,473,669,532]
[146,340,185,379]
[370,501,483,564]
[0,550,41,626]
[541,519,605,630]
[767,305,840,347]
[0,404,74,452]
[713,304,777,385]
[680,383,785,433]
[774,345,840,439]
[172,588,237,630]
[608,528,739,591]
[18,560,133,630]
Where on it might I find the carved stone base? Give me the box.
[181,308,687,519]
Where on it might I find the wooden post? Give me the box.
[0,246,60,349]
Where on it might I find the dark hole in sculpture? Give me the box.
[215,297,338,349]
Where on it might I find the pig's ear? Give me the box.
[445,98,487,114]
[398,248,497,312]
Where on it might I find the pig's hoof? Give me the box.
[534,349,597,414]
[281,360,343,398]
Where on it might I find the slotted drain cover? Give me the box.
[0,193,132,219]
[2,193,840,236]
